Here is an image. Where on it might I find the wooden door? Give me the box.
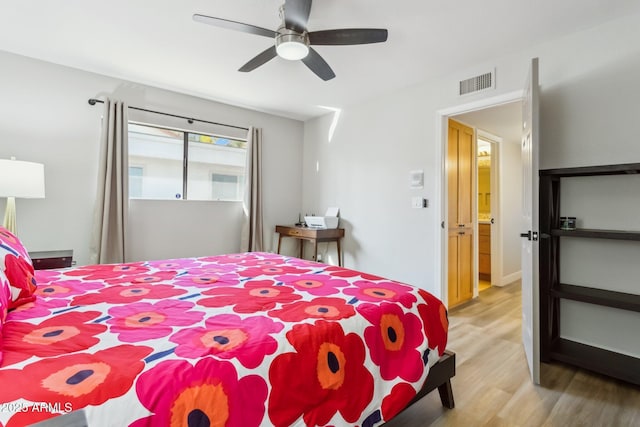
[448,119,474,306]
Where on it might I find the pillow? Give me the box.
[0,226,37,310]
[0,271,10,365]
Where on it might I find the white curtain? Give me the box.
[240,127,264,252]
[90,99,129,264]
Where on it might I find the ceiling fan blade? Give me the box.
[309,28,388,45]
[193,14,276,38]
[284,0,312,32]
[301,48,335,81]
[238,46,278,72]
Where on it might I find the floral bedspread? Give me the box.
[0,252,448,427]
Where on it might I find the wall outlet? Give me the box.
[412,197,428,209]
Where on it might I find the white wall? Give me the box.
[0,51,304,265]
[302,11,640,305]
[498,139,523,284]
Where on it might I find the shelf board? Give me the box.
[540,163,640,177]
[549,339,640,385]
[550,228,640,241]
[550,283,640,312]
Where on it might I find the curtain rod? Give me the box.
[87,98,249,131]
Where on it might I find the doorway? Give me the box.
[438,91,524,306]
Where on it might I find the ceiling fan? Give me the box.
[193,0,388,81]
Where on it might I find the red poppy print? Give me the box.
[268,320,374,426]
[6,298,67,321]
[64,262,149,280]
[34,279,104,299]
[0,345,151,412]
[1,275,10,320]
[285,257,323,268]
[173,271,241,289]
[1,311,106,366]
[201,252,258,264]
[34,268,63,282]
[4,253,37,309]
[323,265,385,280]
[417,289,448,356]
[381,382,418,421]
[146,258,202,270]
[104,270,177,285]
[274,273,349,296]
[70,283,186,306]
[238,265,311,278]
[343,280,417,308]
[131,358,267,427]
[107,300,204,342]
[198,280,301,313]
[268,297,356,322]
[170,314,284,368]
[358,302,425,382]
[0,226,29,258]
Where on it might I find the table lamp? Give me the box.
[0,157,46,235]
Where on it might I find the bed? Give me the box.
[0,226,454,427]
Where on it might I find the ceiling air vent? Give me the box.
[459,70,495,96]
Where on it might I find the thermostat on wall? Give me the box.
[409,170,424,189]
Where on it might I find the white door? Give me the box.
[521,58,540,384]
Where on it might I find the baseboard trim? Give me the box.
[496,271,521,287]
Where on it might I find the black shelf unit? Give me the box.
[539,163,640,385]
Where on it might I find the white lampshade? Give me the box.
[0,158,46,198]
[0,157,45,235]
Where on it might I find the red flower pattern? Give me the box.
[268,297,356,322]
[3,253,37,309]
[198,280,301,313]
[238,265,311,278]
[417,289,448,356]
[381,382,418,421]
[170,314,284,368]
[1,311,106,366]
[274,273,350,296]
[107,300,204,342]
[104,270,177,285]
[131,358,267,427]
[268,320,374,426]
[34,279,104,299]
[0,345,151,412]
[0,251,447,427]
[70,283,186,306]
[343,279,418,308]
[358,302,425,382]
[64,263,150,280]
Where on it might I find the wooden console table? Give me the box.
[276,225,345,266]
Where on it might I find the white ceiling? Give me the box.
[1,0,639,121]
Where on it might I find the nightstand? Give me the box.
[29,250,74,270]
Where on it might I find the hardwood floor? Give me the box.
[386,281,640,427]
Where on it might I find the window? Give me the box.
[128,123,247,201]
[129,166,144,198]
[212,173,243,201]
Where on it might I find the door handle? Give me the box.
[519,231,539,241]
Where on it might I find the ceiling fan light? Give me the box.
[276,40,309,60]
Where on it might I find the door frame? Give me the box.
[436,90,523,307]
[476,129,502,288]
